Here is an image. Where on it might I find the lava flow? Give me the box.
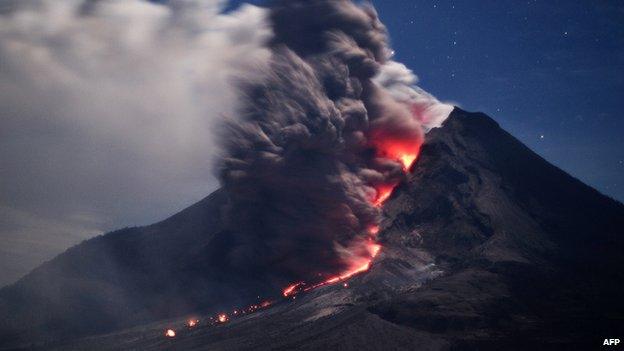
[372,137,422,171]
[283,282,304,297]
[217,314,228,323]
[373,184,395,207]
[322,242,381,285]
[162,143,420,341]
[281,148,417,298]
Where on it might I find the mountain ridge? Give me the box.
[374,107,624,349]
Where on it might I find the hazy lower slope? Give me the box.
[2,108,623,350]
[0,189,270,346]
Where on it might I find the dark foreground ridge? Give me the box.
[1,108,623,350]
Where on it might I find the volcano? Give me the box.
[1,108,623,350]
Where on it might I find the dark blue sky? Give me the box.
[228,0,624,202]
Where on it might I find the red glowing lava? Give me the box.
[291,240,382,293]
[373,184,395,207]
[372,137,421,171]
[165,329,176,338]
[181,142,415,332]
[324,242,381,285]
[283,282,304,297]
[399,153,418,170]
[217,314,228,323]
[279,131,421,298]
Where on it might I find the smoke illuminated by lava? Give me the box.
[373,185,396,207]
[217,0,451,295]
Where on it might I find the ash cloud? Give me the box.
[216,0,452,285]
[0,0,270,286]
[375,61,455,131]
[0,0,452,289]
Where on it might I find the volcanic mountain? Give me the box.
[1,108,623,350]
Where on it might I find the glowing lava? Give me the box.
[285,240,382,295]
[372,137,421,171]
[165,329,176,338]
[180,142,414,334]
[399,153,417,170]
[280,168,400,297]
[283,282,304,297]
[373,184,396,207]
[217,314,228,323]
[279,130,421,298]
[324,243,381,285]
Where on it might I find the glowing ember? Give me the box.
[398,153,417,170]
[283,282,304,297]
[217,314,228,323]
[325,243,381,284]
[187,319,198,327]
[296,241,382,293]
[373,184,396,207]
[371,136,422,171]
[368,225,380,235]
[165,329,176,338]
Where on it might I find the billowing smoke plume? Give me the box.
[375,61,454,131]
[217,0,452,285]
[0,0,451,289]
[0,0,270,286]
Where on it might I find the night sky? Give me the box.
[230,0,624,202]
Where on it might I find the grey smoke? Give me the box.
[216,0,452,284]
[0,0,270,287]
[0,0,452,288]
[375,60,454,131]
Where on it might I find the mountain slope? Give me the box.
[2,108,623,350]
[0,189,266,345]
[372,108,624,349]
